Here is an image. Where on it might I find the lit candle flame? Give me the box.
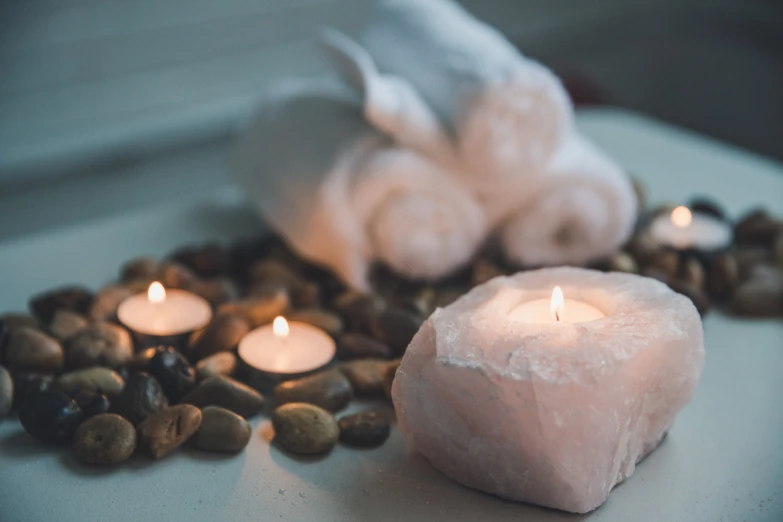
[671,206,692,228]
[148,281,166,303]
[273,316,290,338]
[550,286,565,322]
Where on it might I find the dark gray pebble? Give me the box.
[147,347,196,402]
[29,286,94,324]
[337,333,391,360]
[19,390,84,443]
[112,372,168,425]
[338,411,390,448]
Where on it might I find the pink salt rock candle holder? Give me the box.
[393,267,705,513]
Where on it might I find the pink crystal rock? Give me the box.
[392,267,704,513]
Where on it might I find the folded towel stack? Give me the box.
[232,0,637,289]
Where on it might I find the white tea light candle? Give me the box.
[649,205,731,250]
[117,282,213,336]
[508,286,605,323]
[392,267,705,513]
[238,316,335,375]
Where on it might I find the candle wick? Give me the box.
[555,309,561,322]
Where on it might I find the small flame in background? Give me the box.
[148,281,166,303]
[273,316,290,338]
[671,206,692,228]
[550,286,565,322]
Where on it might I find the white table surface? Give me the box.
[0,108,781,522]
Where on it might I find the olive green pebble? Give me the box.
[272,403,339,455]
[74,414,137,465]
[194,406,252,453]
[56,367,125,396]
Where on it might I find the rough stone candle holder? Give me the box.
[392,267,705,513]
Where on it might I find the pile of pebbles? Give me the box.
[612,195,783,318]
[0,191,780,466]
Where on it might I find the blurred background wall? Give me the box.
[0,0,781,237]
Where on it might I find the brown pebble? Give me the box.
[272,403,339,455]
[626,229,662,263]
[120,257,160,283]
[196,352,237,381]
[434,289,464,308]
[735,247,773,281]
[707,253,740,301]
[369,308,423,356]
[397,286,437,318]
[217,291,289,329]
[188,278,238,308]
[668,279,711,316]
[137,404,202,459]
[74,414,137,465]
[382,359,401,399]
[181,375,264,418]
[332,291,386,331]
[735,209,781,247]
[274,369,353,412]
[248,260,319,307]
[0,366,13,417]
[338,411,390,448]
[57,367,125,396]
[1,313,41,332]
[340,359,388,397]
[647,250,680,279]
[731,277,783,317]
[188,314,250,361]
[774,231,783,267]
[67,322,133,370]
[287,309,343,337]
[29,286,94,324]
[48,309,89,342]
[157,261,198,289]
[169,243,230,278]
[337,333,391,360]
[609,252,639,274]
[194,406,251,453]
[682,257,706,290]
[6,327,64,374]
[89,284,133,322]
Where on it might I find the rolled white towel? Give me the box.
[232,78,488,290]
[499,133,638,266]
[352,146,487,280]
[232,78,373,288]
[360,0,573,190]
